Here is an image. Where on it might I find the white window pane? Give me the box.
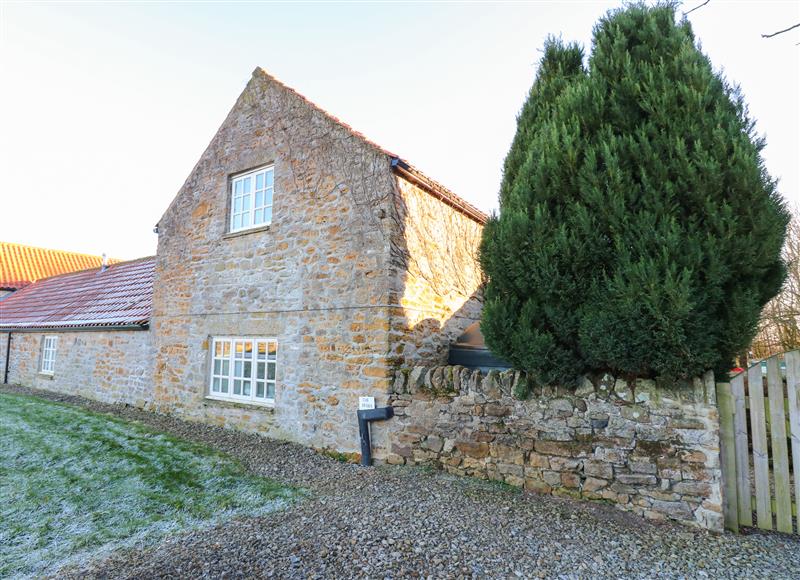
[256,173,264,190]
[255,190,263,207]
[266,170,273,187]
[234,180,242,195]
[243,176,251,193]
[263,207,272,224]
[210,336,276,403]
[234,197,242,212]
[233,214,242,230]
[242,194,251,211]
[242,212,250,227]
[254,209,263,224]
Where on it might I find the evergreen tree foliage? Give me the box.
[480,2,789,385]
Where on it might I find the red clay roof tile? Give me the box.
[0,256,155,330]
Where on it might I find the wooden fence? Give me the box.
[717,350,800,534]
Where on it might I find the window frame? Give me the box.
[40,335,58,375]
[229,165,275,233]
[207,336,277,407]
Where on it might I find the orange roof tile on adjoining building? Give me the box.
[0,242,119,292]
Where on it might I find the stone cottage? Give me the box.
[0,67,486,456]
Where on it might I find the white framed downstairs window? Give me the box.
[40,335,58,375]
[208,337,277,406]
[230,165,274,233]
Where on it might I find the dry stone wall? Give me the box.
[386,365,723,531]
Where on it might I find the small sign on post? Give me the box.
[358,396,375,410]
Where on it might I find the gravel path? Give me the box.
[5,385,800,579]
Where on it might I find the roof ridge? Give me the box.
[0,241,117,261]
[11,255,156,286]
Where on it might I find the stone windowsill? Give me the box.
[37,373,54,380]
[221,224,271,240]
[203,395,275,412]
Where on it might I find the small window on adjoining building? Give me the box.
[230,166,274,233]
[41,335,58,375]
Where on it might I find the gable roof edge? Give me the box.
[253,67,488,226]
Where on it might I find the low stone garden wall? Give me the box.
[386,366,723,531]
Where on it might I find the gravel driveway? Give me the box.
[5,385,799,579]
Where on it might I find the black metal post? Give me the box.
[357,406,394,466]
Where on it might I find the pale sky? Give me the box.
[1,1,798,260]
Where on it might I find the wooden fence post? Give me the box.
[749,362,772,529]
[767,356,793,533]
[786,350,800,529]
[716,380,739,532]
[730,373,752,526]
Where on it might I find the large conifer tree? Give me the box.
[480,3,789,384]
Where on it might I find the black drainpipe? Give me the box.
[357,406,394,466]
[4,332,11,385]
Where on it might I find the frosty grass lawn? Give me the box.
[0,392,296,578]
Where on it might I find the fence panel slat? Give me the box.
[767,356,792,533]
[731,373,752,526]
[749,363,772,530]
[785,350,800,530]
[716,381,739,532]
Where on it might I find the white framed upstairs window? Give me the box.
[230,165,274,232]
[40,335,58,375]
[208,337,277,406]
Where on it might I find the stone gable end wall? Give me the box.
[0,330,153,407]
[150,69,400,452]
[386,365,723,531]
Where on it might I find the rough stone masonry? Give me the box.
[386,365,723,531]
